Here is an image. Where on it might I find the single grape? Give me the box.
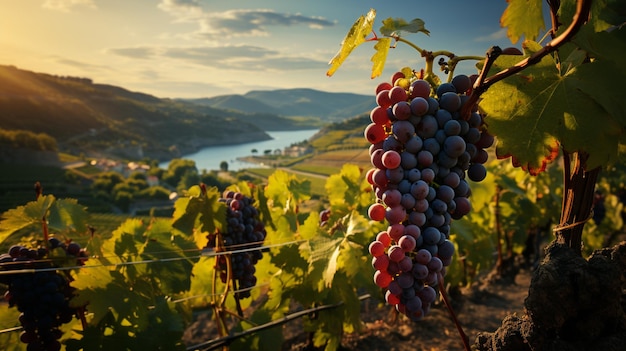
[388,86,408,104]
[392,101,411,120]
[376,89,392,108]
[391,120,415,144]
[409,79,431,99]
[372,255,389,271]
[451,74,471,94]
[382,150,401,169]
[439,92,461,112]
[410,97,429,116]
[398,235,417,252]
[368,241,386,257]
[388,245,406,262]
[374,270,393,288]
[370,106,390,125]
[376,82,393,95]
[468,163,487,182]
[364,123,387,144]
[376,231,392,247]
[436,82,456,98]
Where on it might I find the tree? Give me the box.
[162,158,198,187]
[219,160,229,172]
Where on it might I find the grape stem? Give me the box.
[461,0,592,118]
[394,37,483,83]
[437,273,471,351]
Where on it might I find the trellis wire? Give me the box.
[0,239,306,276]
[186,294,371,351]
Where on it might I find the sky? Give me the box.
[1,1,523,99]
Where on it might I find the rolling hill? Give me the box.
[0,65,374,161]
[0,66,272,161]
[182,88,375,122]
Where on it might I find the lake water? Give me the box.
[160,129,320,171]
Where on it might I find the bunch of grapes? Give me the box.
[0,238,88,351]
[365,71,493,321]
[206,190,266,299]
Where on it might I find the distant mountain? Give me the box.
[0,65,272,161]
[174,99,324,131]
[0,65,376,162]
[183,88,376,122]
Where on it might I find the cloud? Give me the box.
[195,9,335,39]
[53,57,112,71]
[157,0,203,21]
[107,47,159,60]
[108,44,327,71]
[474,28,508,42]
[42,0,97,12]
[157,1,335,38]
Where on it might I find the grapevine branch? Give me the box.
[187,294,371,351]
[438,273,470,351]
[461,0,593,118]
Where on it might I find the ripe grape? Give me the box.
[381,150,401,169]
[410,97,429,116]
[368,241,386,257]
[365,123,387,144]
[409,79,431,99]
[370,106,390,125]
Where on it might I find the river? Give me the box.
[160,129,320,172]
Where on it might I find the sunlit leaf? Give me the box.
[371,37,391,78]
[172,185,225,246]
[48,198,89,235]
[379,17,429,37]
[325,164,366,209]
[500,0,545,43]
[327,9,376,77]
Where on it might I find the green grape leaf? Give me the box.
[307,212,368,290]
[0,196,56,243]
[266,170,311,205]
[327,9,376,77]
[70,265,117,325]
[480,40,622,173]
[379,17,429,37]
[371,37,391,78]
[142,219,197,294]
[325,164,365,210]
[172,185,225,249]
[500,0,545,43]
[300,211,322,240]
[253,183,275,231]
[308,235,343,290]
[48,198,89,235]
[187,256,215,306]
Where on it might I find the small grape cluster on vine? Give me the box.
[205,190,267,299]
[0,238,88,351]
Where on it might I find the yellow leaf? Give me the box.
[327,9,376,77]
[371,37,391,78]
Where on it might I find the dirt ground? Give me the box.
[279,270,531,351]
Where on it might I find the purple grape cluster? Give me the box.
[0,239,87,350]
[365,71,493,321]
[206,191,266,299]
